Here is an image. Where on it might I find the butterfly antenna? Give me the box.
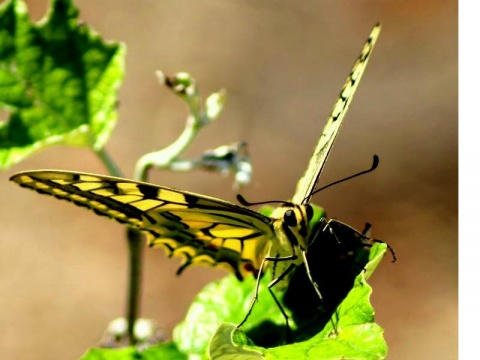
[308,155,379,200]
[239,155,378,207]
[236,194,286,207]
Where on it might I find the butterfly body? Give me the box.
[267,204,315,288]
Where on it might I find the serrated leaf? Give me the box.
[0,0,125,168]
[207,244,388,360]
[195,242,388,360]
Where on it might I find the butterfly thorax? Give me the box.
[266,203,314,287]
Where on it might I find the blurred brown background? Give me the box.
[0,0,457,359]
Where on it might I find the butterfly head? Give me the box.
[271,203,316,252]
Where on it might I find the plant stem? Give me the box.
[95,147,143,345]
[134,114,200,181]
[126,227,144,344]
[95,147,124,177]
[93,74,224,344]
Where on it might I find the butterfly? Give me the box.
[10,24,381,329]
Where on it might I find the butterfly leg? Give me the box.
[237,253,296,326]
[237,253,298,339]
[300,249,323,301]
[308,216,338,248]
[237,256,270,329]
[325,219,397,262]
[266,263,296,340]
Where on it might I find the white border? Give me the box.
[459,1,478,358]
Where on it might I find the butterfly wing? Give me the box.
[293,23,381,205]
[10,170,273,280]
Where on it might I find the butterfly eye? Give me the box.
[284,209,298,227]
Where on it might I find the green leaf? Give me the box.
[265,244,388,360]
[207,244,388,360]
[174,226,389,360]
[173,272,286,359]
[208,324,264,360]
[0,0,125,168]
[80,342,187,360]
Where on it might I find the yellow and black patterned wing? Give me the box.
[10,170,273,280]
[293,24,381,205]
